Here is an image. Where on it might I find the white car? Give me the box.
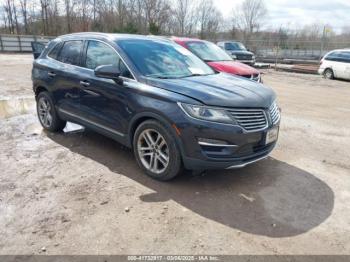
[318,49,350,80]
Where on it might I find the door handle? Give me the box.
[80,80,90,87]
[48,72,56,77]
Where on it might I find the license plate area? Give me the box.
[265,126,279,145]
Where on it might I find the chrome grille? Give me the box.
[269,102,280,124]
[228,109,267,131]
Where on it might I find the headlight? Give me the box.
[231,54,237,59]
[252,55,256,60]
[179,103,234,124]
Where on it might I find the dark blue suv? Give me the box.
[32,33,280,181]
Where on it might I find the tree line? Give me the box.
[1,0,350,45]
[0,0,270,41]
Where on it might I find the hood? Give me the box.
[145,73,275,108]
[228,50,254,56]
[207,61,259,76]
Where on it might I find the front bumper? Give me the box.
[175,113,280,170]
[236,59,255,66]
[182,142,275,170]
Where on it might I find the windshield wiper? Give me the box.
[181,73,214,78]
[146,74,174,79]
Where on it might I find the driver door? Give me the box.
[78,40,133,137]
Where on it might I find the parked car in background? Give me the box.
[32,33,280,181]
[318,49,350,80]
[217,41,256,66]
[172,37,262,82]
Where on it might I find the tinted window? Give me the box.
[118,39,214,79]
[48,42,62,60]
[224,42,246,51]
[338,52,350,63]
[186,41,232,62]
[85,40,133,78]
[57,41,83,66]
[325,51,340,61]
[324,51,350,63]
[85,41,120,69]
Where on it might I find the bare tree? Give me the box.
[196,0,222,40]
[173,0,196,36]
[64,0,75,33]
[143,0,171,34]
[18,0,28,33]
[233,0,267,42]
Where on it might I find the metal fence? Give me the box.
[245,39,350,62]
[0,34,55,52]
[1,34,350,63]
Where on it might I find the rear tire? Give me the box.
[36,91,66,132]
[324,68,334,80]
[133,120,182,181]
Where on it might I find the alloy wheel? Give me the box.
[324,69,333,79]
[137,129,170,174]
[38,96,53,128]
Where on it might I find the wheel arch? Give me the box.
[128,112,185,157]
[324,67,334,77]
[34,85,49,97]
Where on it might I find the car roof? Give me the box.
[218,41,242,44]
[57,32,172,43]
[171,36,205,43]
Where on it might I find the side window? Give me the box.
[325,51,340,61]
[339,52,350,63]
[48,42,62,60]
[85,40,133,78]
[57,40,83,66]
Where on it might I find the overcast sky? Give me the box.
[215,0,350,32]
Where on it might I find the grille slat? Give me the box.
[243,121,267,126]
[269,102,280,125]
[228,109,267,131]
[227,101,280,132]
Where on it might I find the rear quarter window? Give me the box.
[57,40,83,66]
[325,51,350,63]
[48,42,62,60]
[339,52,350,63]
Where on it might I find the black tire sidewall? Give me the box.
[36,91,66,132]
[133,120,182,181]
[324,69,334,79]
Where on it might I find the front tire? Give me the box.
[133,120,182,181]
[36,91,66,132]
[324,68,334,80]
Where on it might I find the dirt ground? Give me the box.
[0,54,349,255]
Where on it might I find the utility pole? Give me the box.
[320,25,326,60]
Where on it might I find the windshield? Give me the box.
[186,41,233,62]
[117,39,214,79]
[225,42,247,51]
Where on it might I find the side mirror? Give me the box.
[94,65,121,79]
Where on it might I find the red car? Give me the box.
[172,37,262,82]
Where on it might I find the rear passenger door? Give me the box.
[341,52,350,80]
[51,40,84,115]
[78,40,134,137]
[325,51,347,79]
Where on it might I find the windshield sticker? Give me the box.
[188,67,205,75]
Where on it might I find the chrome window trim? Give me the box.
[46,38,137,82]
[58,108,125,137]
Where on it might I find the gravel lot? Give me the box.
[0,54,349,255]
